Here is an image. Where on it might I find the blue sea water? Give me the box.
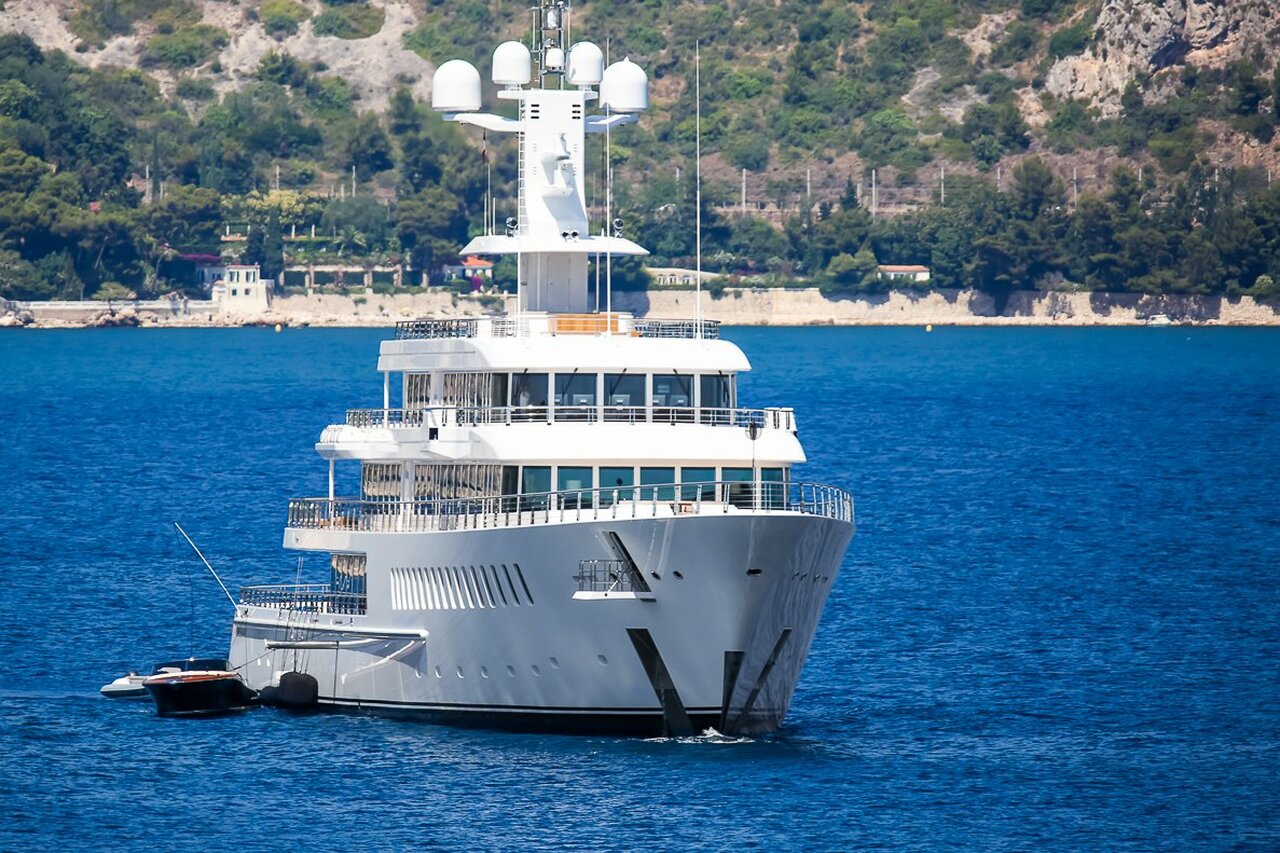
[0,326,1277,851]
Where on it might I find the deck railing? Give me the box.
[393,316,720,341]
[394,318,478,339]
[239,583,367,615]
[631,319,721,339]
[285,479,853,534]
[343,405,794,431]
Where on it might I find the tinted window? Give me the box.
[604,373,645,407]
[640,466,675,500]
[512,374,548,407]
[557,466,594,508]
[680,466,716,501]
[521,466,551,509]
[653,374,691,407]
[700,374,730,409]
[555,373,596,407]
[599,466,635,505]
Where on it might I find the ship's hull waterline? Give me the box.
[230,512,853,736]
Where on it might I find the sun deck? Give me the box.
[393,315,720,341]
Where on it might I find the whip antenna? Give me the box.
[174,522,237,608]
[695,41,702,339]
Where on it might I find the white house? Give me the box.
[442,255,495,281]
[646,266,720,288]
[210,264,271,313]
[877,264,931,283]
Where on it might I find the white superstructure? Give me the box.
[228,2,855,736]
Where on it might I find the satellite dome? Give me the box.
[566,42,604,87]
[544,46,565,72]
[492,41,532,87]
[600,58,648,112]
[431,60,481,112]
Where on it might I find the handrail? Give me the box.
[631,319,721,339]
[285,479,853,534]
[343,405,795,431]
[240,583,367,615]
[394,319,478,339]
[393,316,721,340]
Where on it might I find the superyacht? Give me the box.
[229,1,855,736]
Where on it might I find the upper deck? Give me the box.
[393,315,720,341]
[379,313,747,376]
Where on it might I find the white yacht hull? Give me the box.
[230,512,852,735]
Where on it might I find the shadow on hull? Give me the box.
[318,699,728,737]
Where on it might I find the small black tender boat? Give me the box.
[142,658,258,716]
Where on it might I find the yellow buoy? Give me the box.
[925,324,933,332]
[274,323,283,333]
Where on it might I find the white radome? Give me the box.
[566,41,604,87]
[431,59,481,112]
[492,41,532,87]
[600,58,648,112]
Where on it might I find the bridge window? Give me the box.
[700,374,732,409]
[604,374,644,422]
[512,373,549,406]
[653,374,691,407]
[555,373,597,412]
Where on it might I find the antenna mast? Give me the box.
[695,41,703,340]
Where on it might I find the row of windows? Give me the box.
[355,462,790,508]
[520,464,788,507]
[416,371,736,411]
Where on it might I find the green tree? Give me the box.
[388,85,421,136]
[822,246,879,293]
[146,183,222,250]
[346,115,394,180]
[395,185,467,271]
[322,196,389,248]
[399,131,441,193]
[0,248,50,299]
[257,51,307,87]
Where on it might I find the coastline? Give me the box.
[3,287,1278,329]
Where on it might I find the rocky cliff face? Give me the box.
[0,0,433,111]
[1045,0,1280,116]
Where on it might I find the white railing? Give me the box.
[345,408,426,428]
[393,316,721,340]
[285,480,853,534]
[343,405,795,431]
[239,583,367,615]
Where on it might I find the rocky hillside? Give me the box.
[1,0,1277,201]
[2,0,1280,306]
[0,0,435,111]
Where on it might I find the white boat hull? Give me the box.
[230,512,852,735]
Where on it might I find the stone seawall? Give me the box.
[615,288,1280,326]
[4,288,1278,328]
